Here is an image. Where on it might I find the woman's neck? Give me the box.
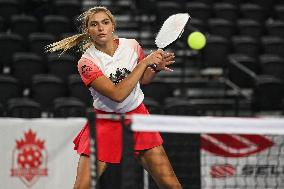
[95,39,117,57]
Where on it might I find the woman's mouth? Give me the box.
[98,34,106,37]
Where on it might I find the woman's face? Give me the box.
[87,11,114,45]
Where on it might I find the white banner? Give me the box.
[201,134,284,189]
[0,118,85,189]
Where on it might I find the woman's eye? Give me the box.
[104,21,109,25]
[90,23,97,26]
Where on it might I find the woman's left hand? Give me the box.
[156,51,175,72]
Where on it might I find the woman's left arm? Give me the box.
[140,52,175,85]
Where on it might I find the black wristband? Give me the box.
[148,63,161,73]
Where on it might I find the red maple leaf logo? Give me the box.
[11,129,48,187]
[16,129,45,150]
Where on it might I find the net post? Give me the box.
[120,114,143,189]
[86,108,99,189]
[143,169,149,189]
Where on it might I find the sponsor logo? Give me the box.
[210,164,236,178]
[210,164,284,179]
[201,134,274,157]
[242,164,284,176]
[11,129,48,188]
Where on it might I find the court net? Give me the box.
[131,115,284,189]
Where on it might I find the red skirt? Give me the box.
[73,103,163,163]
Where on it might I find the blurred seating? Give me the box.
[141,80,174,104]
[261,36,284,57]
[195,0,213,5]
[219,0,240,6]
[0,0,20,20]
[237,19,263,40]
[135,0,157,17]
[0,16,6,32]
[240,3,266,23]
[187,98,237,116]
[249,0,274,15]
[252,75,284,111]
[42,15,72,38]
[0,33,25,68]
[68,74,92,107]
[47,53,77,82]
[202,35,229,69]
[186,18,207,33]
[184,79,239,100]
[53,97,86,117]
[213,3,239,22]
[163,98,200,116]
[227,54,258,88]
[138,30,156,49]
[12,52,46,87]
[283,99,284,115]
[111,0,135,15]
[265,20,284,38]
[0,74,21,106]
[275,4,284,21]
[54,0,82,19]
[31,74,66,111]
[185,2,211,22]
[115,15,138,31]
[143,97,161,114]
[208,18,235,39]
[156,1,182,25]
[23,0,53,19]
[259,54,284,81]
[0,102,4,116]
[10,15,39,40]
[7,98,41,118]
[232,36,260,59]
[229,53,260,74]
[28,33,56,56]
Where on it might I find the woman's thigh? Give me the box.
[73,155,107,189]
[138,146,182,189]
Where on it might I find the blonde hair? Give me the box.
[45,6,116,54]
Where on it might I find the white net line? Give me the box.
[131,115,284,135]
[130,114,284,189]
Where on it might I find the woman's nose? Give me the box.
[98,24,103,31]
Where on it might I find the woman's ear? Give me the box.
[112,25,115,33]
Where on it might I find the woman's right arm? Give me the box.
[89,50,163,103]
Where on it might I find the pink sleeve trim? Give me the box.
[77,57,104,86]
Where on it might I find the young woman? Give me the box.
[47,6,182,189]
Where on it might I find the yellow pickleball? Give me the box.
[187,31,206,50]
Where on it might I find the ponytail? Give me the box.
[45,33,92,54]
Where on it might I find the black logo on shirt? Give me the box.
[109,68,131,85]
[81,64,93,75]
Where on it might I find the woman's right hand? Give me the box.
[141,49,164,66]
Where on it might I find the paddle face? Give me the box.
[155,13,190,49]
